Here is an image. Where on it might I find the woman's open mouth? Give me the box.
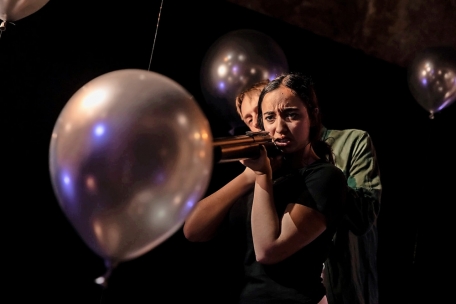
[273,138,290,147]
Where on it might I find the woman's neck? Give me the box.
[287,143,320,168]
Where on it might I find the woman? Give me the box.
[184,72,347,303]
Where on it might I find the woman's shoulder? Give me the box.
[307,159,343,171]
[301,160,346,180]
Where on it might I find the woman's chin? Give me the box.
[279,146,294,154]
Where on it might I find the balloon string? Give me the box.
[148,0,164,71]
[413,116,434,265]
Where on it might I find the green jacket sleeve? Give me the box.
[322,128,382,236]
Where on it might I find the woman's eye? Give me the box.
[264,115,274,122]
[285,112,298,119]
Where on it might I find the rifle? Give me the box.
[213,131,281,163]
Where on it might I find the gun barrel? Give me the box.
[213,131,281,163]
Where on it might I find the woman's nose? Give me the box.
[274,117,286,134]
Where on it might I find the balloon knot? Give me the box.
[0,20,16,31]
[94,260,118,288]
[94,275,108,287]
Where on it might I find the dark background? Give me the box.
[1,0,454,303]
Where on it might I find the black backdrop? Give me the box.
[2,1,453,303]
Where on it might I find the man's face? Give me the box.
[240,92,261,132]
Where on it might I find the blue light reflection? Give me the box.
[60,171,75,201]
[94,123,106,137]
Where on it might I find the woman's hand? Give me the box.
[241,145,272,176]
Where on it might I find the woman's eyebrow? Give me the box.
[279,107,299,112]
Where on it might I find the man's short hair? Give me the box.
[235,79,270,118]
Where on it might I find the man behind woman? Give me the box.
[184,72,353,303]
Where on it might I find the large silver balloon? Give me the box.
[200,29,289,133]
[0,0,49,30]
[49,69,213,274]
[407,46,456,119]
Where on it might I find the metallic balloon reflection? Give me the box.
[0,0,49,30]
[407,46,456,119]
[200,29,288,133]
[49,69,213,282]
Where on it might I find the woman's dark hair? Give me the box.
[257,72,334,164]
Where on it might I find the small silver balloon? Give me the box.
[0,0,49,24]
[49,69,213,277]
[407,46,456,119]
[200,29,289,133]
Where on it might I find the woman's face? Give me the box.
[261,85,311,154]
